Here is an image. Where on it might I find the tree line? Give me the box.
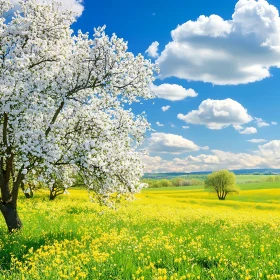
[142,178,203,188]
[143,170,240,201]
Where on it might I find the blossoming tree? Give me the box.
[0,0,156,232]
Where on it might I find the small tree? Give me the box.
[205,170,239,200]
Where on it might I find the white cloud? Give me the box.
[271,121,278,125]
[233,124,243,131]
[142,155,166,173]
[161,105,170,112]
[239,127,257,134]
[182,125,190,129]
[247,139,267,143]
[143,140,280,172]
[178,98,252,129]
[11,0,84,17]
[145,41,159,58]
[259,140,280,159]
[142,150,266,173]
[150,83,198,101]
[255,117,270,127]
[210,149,265,168]
[258,122,270,127]
[156,0,280,85]
[147,132,200,154]
[156,122,164,127]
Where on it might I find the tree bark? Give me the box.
[0,202,22,232]
[24,191,33,199]
[21,182,34,198]
[49,191,56,200]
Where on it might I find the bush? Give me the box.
[190,179,202,186]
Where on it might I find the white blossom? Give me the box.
[0,0,156,210]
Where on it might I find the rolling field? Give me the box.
[234,175,268,184]
[0,180,280,279]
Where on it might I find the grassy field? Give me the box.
[234,175,268,184]
[0,180,280,279]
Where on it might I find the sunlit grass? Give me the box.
[0,183,280,279]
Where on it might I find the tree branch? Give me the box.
[28,58,58,70]
[45,101,65,137]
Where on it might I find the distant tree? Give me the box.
[171,177,184,187]
[205,170,239,200]
[275,176,280,182]
[160,179,172,188]
[171,177,202,187]
[190,179,202,186]
[265,176,275,182]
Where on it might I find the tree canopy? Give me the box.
[205,170,239,200]
[0,0,156,231]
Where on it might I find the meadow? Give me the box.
[0,177,280,279]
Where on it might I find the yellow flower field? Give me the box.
[0,184,280,279]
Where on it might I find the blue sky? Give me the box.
[68,0,280,172]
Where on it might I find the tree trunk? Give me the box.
[24,189,34,199]
[0,202,22,232]
[49,185,65,200]
[49,191,56,200]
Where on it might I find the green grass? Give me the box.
[237,180,280,189]
[235,174,268,184]
[0,183,280,279]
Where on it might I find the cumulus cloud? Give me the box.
[142,140,280,173]
[161,105,170,112]
[247,139,267,143]
[147,132,200,154]
[142,150,266,173]
[259,140,280,159]
[177,98,252,129]
[271,121,278,125]
[210,149,265,168]
[255,117,270,127]
[150,83,198,101]
[257,121,270,127]
[156,122,164,127]
[10,0,84,16]
[239,127,257,134]
[145,41,160,58]
[182,125,190,129]
[156,0,280,85]
[233,124,243,131]
[142,155,166,173]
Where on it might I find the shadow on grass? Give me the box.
[0,229,78,270]
[196,257,218,269]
